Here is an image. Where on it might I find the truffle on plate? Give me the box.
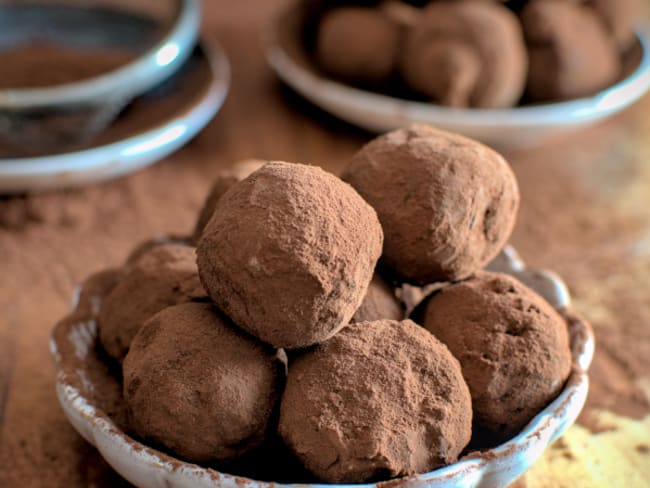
[421,271,572,440]
[401,0,528,107]
[197,161,383,349]
[278,319,472,483]
[99,244,205,362]
[521,0,620,101]
[587,0,640,52]
[350,273,402,323]
[192,159,267,242]
[316,7,401,85]
[123,302,283,464]
[341,124,519,285]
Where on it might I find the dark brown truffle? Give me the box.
[316,7,401,85]
[278,319,472,483]
[401,0,527,108]
[99,244,205,362]
[350,273,402,323]
[587,0,640,51]
[123,302,283,464]
[421,271,572,440]
[341,124,519,285]
[192,159,266,242]
[521,0,620,101]
[197,161,383,349]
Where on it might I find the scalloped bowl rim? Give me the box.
[51,247,595,488]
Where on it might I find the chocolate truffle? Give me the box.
[123,302,283,464]
[421,271,572,439]
[99,244,205,362]
[401,0,527,107]
[192,159,267,242]
[521,0,620,101]
[279,319,472,483]
[316,7,401,85]
[351,273,402,323]
[341,124,519,285]
[197,161,383,349]
[587,0,640,51]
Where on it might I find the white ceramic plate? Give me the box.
[0,39,229,193]
[51,246,594,488]
[265,5,650,150]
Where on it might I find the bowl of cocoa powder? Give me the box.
[0,0,199,154]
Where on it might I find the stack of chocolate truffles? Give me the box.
[309,0,638,106]
[85,124,572,483]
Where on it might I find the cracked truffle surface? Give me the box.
[99,244,205,362]
[278,319,472,483]
[401,0,527,108]
[197,161,383,349]
[350,273,402,323]
[342,124,519,285]
[521,0,620,101]
[123,302,283,464]
[421,271,572,440]
[316,7,401,85]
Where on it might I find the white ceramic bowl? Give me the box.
[265,4,650,150]
[51,246,594,488]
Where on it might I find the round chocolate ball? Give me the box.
[316,7,401,85]
[197,161,383,349]
[587,0,639,51]
[99,244,205,362]
[123,302,283,464]
[521,0,620,101]
[421,271,572,440]
[279,319,472,483]
[350,273,403,323]
[401,0,527,108]
[341,124,519,285]
[192,159,267,243]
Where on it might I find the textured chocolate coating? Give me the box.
[401,0,527,108]
[99,244,205,362]
[521,0,620,101]
[587,0,640,51]
[351,273,402,323]
[279,319,472,483]
[192,159,267,242]
[197,161,383,349]
[421,271,572,439]
[123,302,283,464]
[341,124,519,285]
[316,7,401,85]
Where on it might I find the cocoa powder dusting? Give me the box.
[279,319,472,483]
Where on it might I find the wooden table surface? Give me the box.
[1,1,649,486]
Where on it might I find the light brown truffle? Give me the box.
[351,273,402,323]
[521,0,620,101]
[316,7,401,85]
[99,244,205,362]
[587,0,640,51]
[197,161,383,349]
[192,159,267,242]
[123,302,283,464]
[401,1,528,108]
[341,124,519,285]
[278,319,472,483]
[421,271,572,440]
